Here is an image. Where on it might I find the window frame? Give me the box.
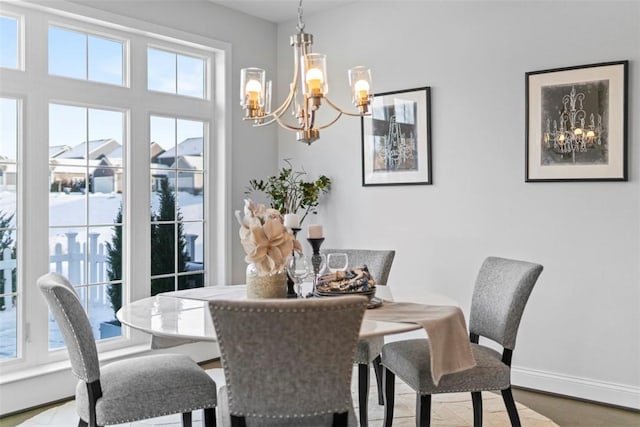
[0,1,231,381]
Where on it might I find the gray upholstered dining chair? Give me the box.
[208,296,368,427]
[323,248,395,427]
[381,256,543,427]
[37,272,217,427]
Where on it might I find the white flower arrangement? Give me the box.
[235,199,302,276]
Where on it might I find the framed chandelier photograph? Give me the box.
[361,86,432,186]
[525,61,628,182]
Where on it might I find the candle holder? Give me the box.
[307,237,325,293]
[286,227,302,298]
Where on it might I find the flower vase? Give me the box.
[245,263,287,299]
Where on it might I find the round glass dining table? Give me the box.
[116,284,458,343]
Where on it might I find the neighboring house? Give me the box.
[155,137,203,194]
[156,137,203,166]
[0,162,16,191]
[49,139,122,193]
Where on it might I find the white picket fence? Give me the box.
[0,232,199,308]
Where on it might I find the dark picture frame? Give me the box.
[361,86,432,186]
[525,61,628,182]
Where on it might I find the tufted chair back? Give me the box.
[209,296,367,423]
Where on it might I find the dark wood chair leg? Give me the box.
[502,387,521,427]
[358,363,369,427]
[333,411,349,426]
[203,407,216,427]
[382,367,395,427]
[471,391,483,427]
[182,412,192,426]
[372,355,385,405]
[230,414,247,427]
[416,394,431,427]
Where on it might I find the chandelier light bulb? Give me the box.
[305,68,324,96]
[245,79,262,107]
[354,79,370,103]
[574,128,583,136]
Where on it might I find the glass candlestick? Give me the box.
[286,227,302,298]
[307,237,325,293]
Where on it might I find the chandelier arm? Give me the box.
[324,96,364,117]
[315,111,343,130]
[274,114,304,131]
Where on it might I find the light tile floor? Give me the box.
[18,369,558,427]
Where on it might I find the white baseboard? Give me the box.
[512,365,640,410]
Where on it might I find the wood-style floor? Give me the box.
[1,359,638,426]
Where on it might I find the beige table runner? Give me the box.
[365,301,476,385]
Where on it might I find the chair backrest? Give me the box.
[323,249,395,286]
[37,272,101,383]
[209,296,368,419]
[469,256,543,350]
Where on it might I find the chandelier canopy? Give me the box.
[240,0,373,145]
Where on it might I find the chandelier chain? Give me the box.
[296,0,305,32]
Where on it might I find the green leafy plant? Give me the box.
[246,159,331,225]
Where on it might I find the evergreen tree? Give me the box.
[106,178,188,319]
[151,178,187,295]
[105,206,123,319]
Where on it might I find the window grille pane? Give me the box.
[177,54,204,98]
[49,26,86,80]
[148,48,205,98]
[0,16,18,69]
[148,48,176,93]
[88,35,123,85]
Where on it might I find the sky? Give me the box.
[0,18,207,154]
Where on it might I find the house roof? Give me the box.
[55,138,121,160]
[157,137,203,159]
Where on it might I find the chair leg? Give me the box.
[230,415,247,427]
[78,419,88,427]
[416,394,431,427]
[182,412,192,426]
[372,355,385,405]
[203,407,216,427]
[358,363,369,427]
[501,387,521,427]
[382,367,395,427]
[333,411,349,426]
[471,391,482,427]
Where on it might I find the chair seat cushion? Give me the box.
[381,339,510,394]
[355,336,384,364]
[217,385,357,427]
[75,353,217,425]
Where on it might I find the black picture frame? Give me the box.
[361,86,432,186]
[525,61,628,182]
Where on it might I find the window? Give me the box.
[0,15,19,69]
[0,97,19,359]
[147,48,205,98]
[48,103,125,347]
[150,116,205,295]
[0,2,226,382]
[48,25,124,85]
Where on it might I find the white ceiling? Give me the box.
[208,0,358,24]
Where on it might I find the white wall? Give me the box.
[277,1,640,408]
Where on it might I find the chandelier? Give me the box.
[239,0,373,145]
[543,86,603,161]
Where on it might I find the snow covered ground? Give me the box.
[0,190,204,359]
